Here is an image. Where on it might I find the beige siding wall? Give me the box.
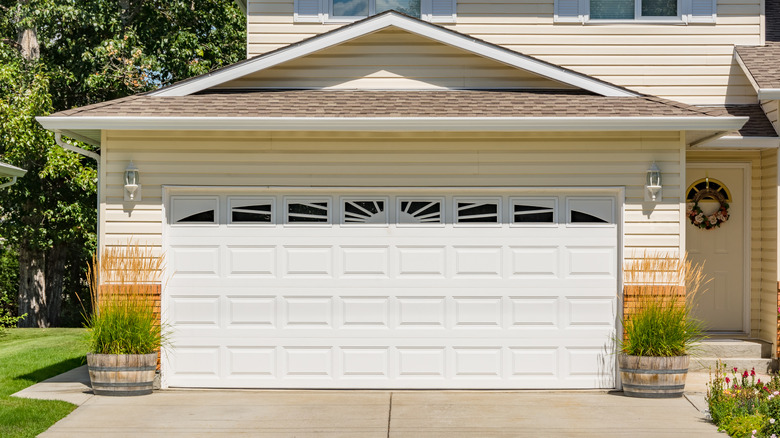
[245,0,760,104]
[101,130,684,262]
[762,100,780,135]
[221,29,574,89]
[687,150,777,347]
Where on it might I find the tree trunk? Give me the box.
[15,0,40,61]
[17,244,47,327]
[45,244,67,326]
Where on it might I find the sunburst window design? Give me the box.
[456,201,499,223]
[232,204,273,223]
[513,204,554,223]
[287,200,329,223]
[343,200,386,224]
[398,200,442,224]
[686,178,731,202]
[177,210,215,223]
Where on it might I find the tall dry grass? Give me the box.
[621,253,709,357]
[84,244,167,355]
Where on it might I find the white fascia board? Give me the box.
[758,89,780,100]
[37,116,747,132]
[0,162,27,178]
[692,135,780,149]
[151,13,636,98]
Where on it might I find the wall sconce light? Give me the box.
[644,162,662,202]
[124,161,141,201]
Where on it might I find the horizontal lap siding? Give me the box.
[101,130,684,260]
[246,0,760,104]
[222,29,573,90]
[760,149,778,355]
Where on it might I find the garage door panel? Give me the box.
[164,190,619,389]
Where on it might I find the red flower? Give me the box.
[751,368,756,377]
[744,370,749,378]
[726,377,731,384]
[734,367,739,373]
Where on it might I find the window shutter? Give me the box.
[689,0,715,23]
[294,0,322,22]
[429,0,456,22]
[555,0,582,22]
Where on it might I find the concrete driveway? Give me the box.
[19,367,722,437]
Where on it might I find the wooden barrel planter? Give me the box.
[87,353,157,396]
[619,354,689,398]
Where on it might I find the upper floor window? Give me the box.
[295,0,455,23]
[591,0,676,19]
[555,0,714,23]
[333,0,421,18]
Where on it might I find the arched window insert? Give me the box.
[686,178,731,202]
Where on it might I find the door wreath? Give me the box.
[686,187,729,230]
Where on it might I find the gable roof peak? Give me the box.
[151,11,637,98]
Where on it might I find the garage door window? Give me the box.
[398,199,443,224]
[171,197,218,224]
[229,198,274,224]
[286,199,330,224]
[342,199,388,224]
[511,198,556,224]
[455,199,500,224]
[567,198,615,224]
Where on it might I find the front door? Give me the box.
[685,164,747,333]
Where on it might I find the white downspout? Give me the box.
[54,133,101,257]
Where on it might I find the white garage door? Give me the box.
[163,189,619,389]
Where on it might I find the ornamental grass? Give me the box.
[621,253,707,357]
[83,244,167,355]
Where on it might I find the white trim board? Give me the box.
[37,115,748,133]
[692,136,780,149]
[150,12,637,98]
[734,51,780,100]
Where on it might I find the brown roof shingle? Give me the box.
[50,89,725,119]
[735,0,780,89]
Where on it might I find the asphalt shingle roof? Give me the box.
[50,89,725,119]
[735,0,780,89]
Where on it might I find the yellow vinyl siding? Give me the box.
[220,29,575,89]
[686,150,777,348]
[101,130,684,262]
[762,100,780,135]
[245,0,761,104]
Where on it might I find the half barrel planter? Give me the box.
[86,353,157,396]
[619,354,690,398]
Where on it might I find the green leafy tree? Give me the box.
[0,0,246,327]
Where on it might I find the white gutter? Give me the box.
[690,135,780,149]
[37,116,749,132]
[0,162,27,188]
[758,89,780,100]
[54,133,101,258]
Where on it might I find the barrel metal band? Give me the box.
[622,383,685,390]
[620,368,688,375]
[89,366,156,372]
[92,381,154,388]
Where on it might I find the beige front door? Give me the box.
[686,164,748,333]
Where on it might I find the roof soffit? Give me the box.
[151,11,637,97]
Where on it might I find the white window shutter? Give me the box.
[688,0,716,23]
[555,0,582,22]
[295,0,322,22]
[428,0,456,23]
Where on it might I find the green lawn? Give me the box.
[0,328,87,438]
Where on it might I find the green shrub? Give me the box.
[620,254,706,357]
[720,414,766,438]
[83,244,167,355]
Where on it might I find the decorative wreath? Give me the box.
[686,187,730,230]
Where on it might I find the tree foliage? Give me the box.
[0,0,246,326]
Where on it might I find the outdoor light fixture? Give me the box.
[124,161,141,201]
[645,162,662,202]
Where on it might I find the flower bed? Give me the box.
[707,362,780,437]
